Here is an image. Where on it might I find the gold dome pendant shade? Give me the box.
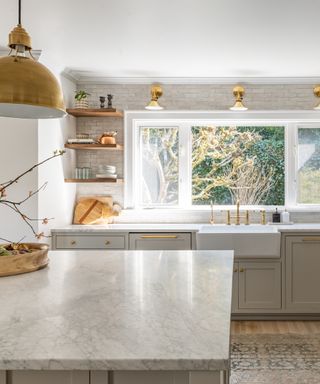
[0,2,66,119]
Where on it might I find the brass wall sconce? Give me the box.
[229,86,248,111]
[145,85,164,110]
[314,86,320,110]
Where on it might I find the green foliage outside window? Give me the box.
[192,126,285,206]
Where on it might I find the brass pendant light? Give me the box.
[0,0,66,119]
[145,85,164,110]
[229,86,248,111]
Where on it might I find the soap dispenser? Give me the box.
[272,208,281,223]
[281,209,290,224]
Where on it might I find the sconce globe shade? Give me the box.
[229,101,248,111]
[145,100,164,110]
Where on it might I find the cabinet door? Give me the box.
[286,236,320,312]
[232,262,239,312]
[238,262,281,309]
[90,371,189,384]
[11,371,89,384]
[129,233,191,250]
[114,372,189,384]
[0,371,5,384]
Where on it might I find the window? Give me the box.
[192,126,285,206]
[125,113,320,209]
[297,127,320,204]
[139,127,179,206]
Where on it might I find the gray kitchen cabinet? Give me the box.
[92,371,222,384]
[285,236,320,312]
[10,371,89,384]
[113,372,189,384]
[2,370,225,384]
[238,261,281,310]
[52,233,127,250]
[232,261,281,311]
[129,233,192,250]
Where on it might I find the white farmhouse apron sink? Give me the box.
[197,225,281,257]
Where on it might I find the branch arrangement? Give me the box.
[0,150,65,243]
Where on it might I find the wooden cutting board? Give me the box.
[73,196,120,224]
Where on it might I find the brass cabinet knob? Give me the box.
[105,240,110,245]
[234,268,238,273]
[240,268,244,273]
[70,240,76,245]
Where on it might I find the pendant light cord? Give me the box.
[18,0,21,25]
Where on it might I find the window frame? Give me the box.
[293,124,320,208]
[124,111,320,211]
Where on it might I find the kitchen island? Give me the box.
[0,250,233,384]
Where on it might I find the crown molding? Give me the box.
[62,69,320,85]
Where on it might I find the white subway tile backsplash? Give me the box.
[72,83,319,222]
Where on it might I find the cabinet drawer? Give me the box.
[55,235,125,249]
[129,233,192,250]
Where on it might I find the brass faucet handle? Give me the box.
[210,200,214,224]
[245,210,250,225]
[227,210,231,225]
[260,209,266,225]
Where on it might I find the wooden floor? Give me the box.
[231,321,320,335]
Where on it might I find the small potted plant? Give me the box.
[74,90,91,109]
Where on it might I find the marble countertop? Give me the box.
[51,223,201,232]
[51,223,320,233]
[0,250,234,371]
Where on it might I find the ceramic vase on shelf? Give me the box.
[74,99,89,109]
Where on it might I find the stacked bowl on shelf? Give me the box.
[96,165,117,180]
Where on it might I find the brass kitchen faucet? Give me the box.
[227,200,250,225]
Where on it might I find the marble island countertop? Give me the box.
[51,223,320,233]
[0,250,234,371]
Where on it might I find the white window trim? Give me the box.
[124,110,320,210]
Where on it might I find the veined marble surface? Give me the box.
[51,223,320,233]
[0,250,233,371]
[51,223,201,232]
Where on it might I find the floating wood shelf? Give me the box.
[64,178,123,183]
[67,108,123,117]
[65,143,124,150]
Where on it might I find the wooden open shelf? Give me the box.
[64,178,123,183]
[65,143,124,150]
[67,108,123,118]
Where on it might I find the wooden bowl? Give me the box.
[0,243,49,277]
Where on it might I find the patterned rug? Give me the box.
[231,334,320,384]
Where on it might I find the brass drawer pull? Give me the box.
[240,268,244,273]
[105,241,111,245]
[302,237,320,242]
[234,268,238,273]
[70,240,76,245]
[140,235,178,239]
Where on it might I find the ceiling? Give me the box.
[1,0,319,79]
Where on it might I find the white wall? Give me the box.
[38,75,77,236]
[0,118,39,242]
